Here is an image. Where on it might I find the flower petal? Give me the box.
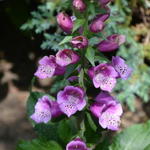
[112,56,132,80]
[56,49,79,67]
[66,138,88,150]
[77,99,86,111]
[99,76,116,92]
[99,111,121,131]
[90,103,105,118]
[59,102,77,117]
[57,86,86,117]
[34,56,57,79]
[57,12,73,33]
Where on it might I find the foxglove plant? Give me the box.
[90,92,123,130]
[57,12,73,33]
[34,55,65,79]
[30,96,62,123]
[112,56,132,80]
[88,64,118,92]
[56,49,80,67]
[73,0,86,12]
[57,86,86,117]
[71,36,88,49]
[89,14,109,33]
[97,34,126,52]
[25,0,133,149]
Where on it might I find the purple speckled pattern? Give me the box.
[112,56,132,80]
[34,55,65,79]
[57,86,86,117]
[30,96,62,124]
[90,92,123,131]
[88,63,118,92]
[34,56,56,79]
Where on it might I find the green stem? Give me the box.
[81,49,85,68]
[29,77,36,93]
[115,0,121,9]
[76,112,86,139]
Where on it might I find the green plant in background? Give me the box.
[111,0,150,111]
[21,0,72,50]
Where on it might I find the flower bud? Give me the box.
[73,0,86,12]
[89,13,109,33]
[90,20,104,33]
[57,12,73,33]
[71,36,88,49]
[99,0,112,6]
[95,13,110,22]
[97,34,126,52]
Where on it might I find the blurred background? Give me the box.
[0,0,150,150]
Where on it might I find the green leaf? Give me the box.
[72,19,85,33]
[84,115,100,144]
[85,46,95,66]
[89,3,96,16]
[95,137,109,150]
[50,78,69,94]
[144,144,150,150]
[89,37,99,46]
[46,2,56,12]
[86,112,97,132]
[57,117,78,143]
[64,63,79,78]
[59,36,72,45]
[16,139,62,150]
[34,123,59,141]
[109,121,150,150]
[95,55,108,63]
